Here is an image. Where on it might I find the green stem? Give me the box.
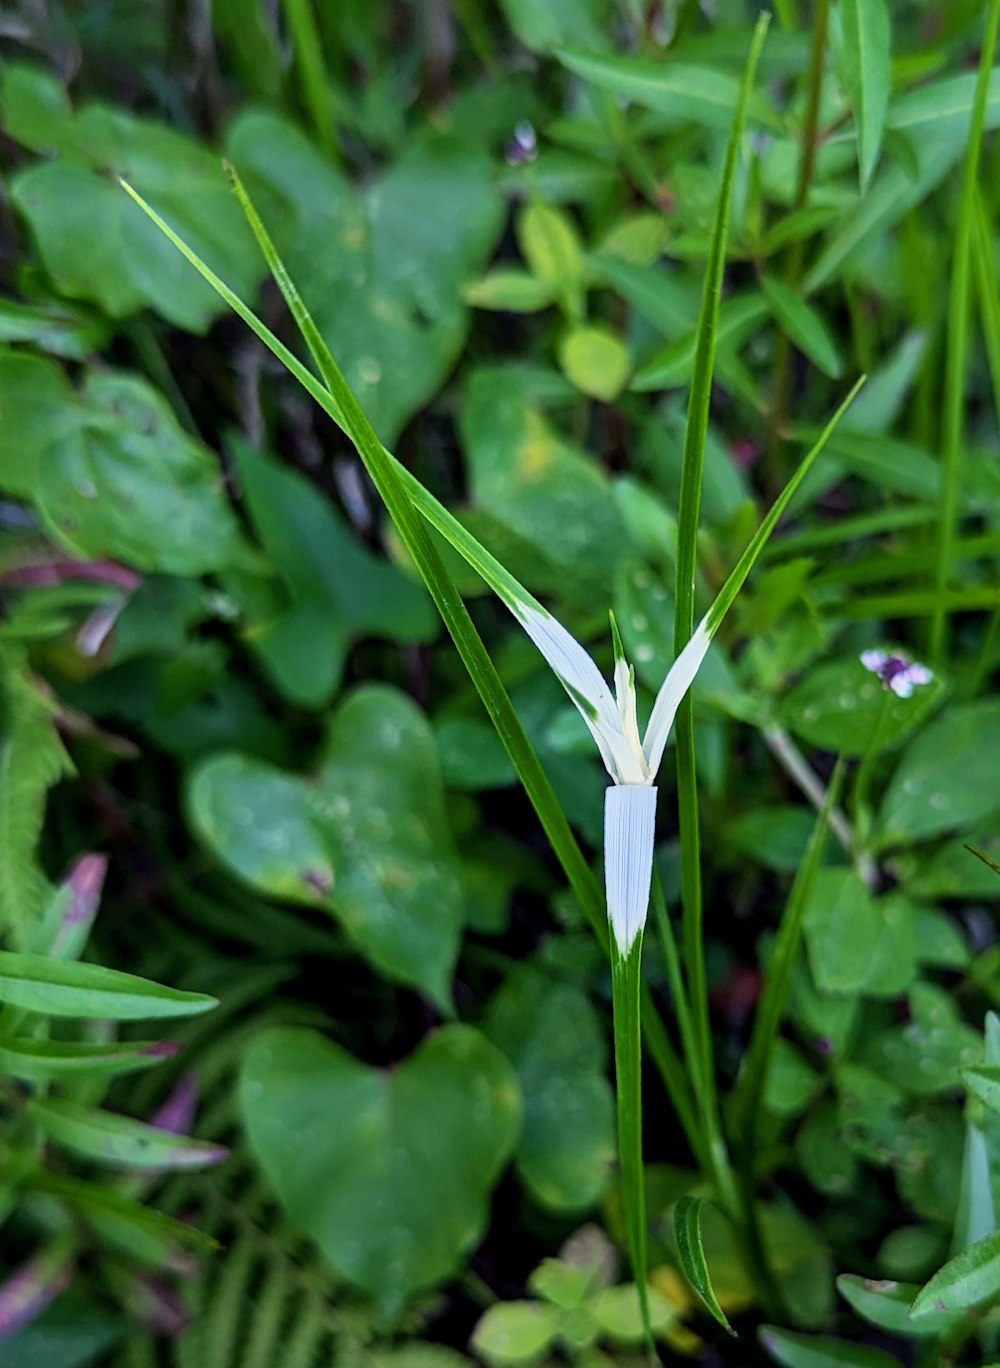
[764,0,830,491]
[281,0,338,162]
[611,933,653,1351]
[849,689,894,846]
[929,0,1000,662]
[733,758,846,1314]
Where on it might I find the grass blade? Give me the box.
[671,11,768,1190]
[674,1195,735,1334]
[930,0,1000,661]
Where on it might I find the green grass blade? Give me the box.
[117,176,705,1165]
[281,0,337,162]
[610,934,652,1349]
[674,1195,735,1334]
[671,10,768,1160]
[930,0,1000,661]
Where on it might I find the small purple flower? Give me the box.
[504,120,537,167]
[860,649,933,699]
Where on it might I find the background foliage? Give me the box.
[1,1,1000,1365]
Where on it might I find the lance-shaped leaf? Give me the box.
[27,1097,227,1171]
[0,952,217,1020]
[0,1037,179,1081]
[673,1195,734,1334]
[910,1228,1000,1316]
[838,0,891,191]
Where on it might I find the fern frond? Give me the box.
[0,646,73,949]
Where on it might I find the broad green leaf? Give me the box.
[484,963,614,1213]
[27,1098,226,1170]
[4,66,262,330]
[590,1283,676,1342]
[911,1229,1000,1315]
[861,983,981,1097]
[0,353,253,576]
[460,368,626,592]
[231,441,435,707]
[498,0,608,53]
[778,654,944,757]
[838,0,891,189]
[802,868,882,995]
[516,203,585,319]
[836,1065,907,1168]
[463,271,555,313]
[764,1038,823,1116]
[0,296,110,359]
[0,1037,177,1081]
[760,1324,903,1368]
[673,1195,734,1333]
[837,1274,963,1338]
[241,1024,520,1312]
[0,953,217,1020]
[189,685,464,1007]
[226,112,503,442]
[556,50,770,131]
[558,324,631,401]
[470,1302,558,1366]
[877,701,1000,848]
[761,276,843,378]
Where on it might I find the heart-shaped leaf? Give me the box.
[0,353,254,576]
[225,112,503,443]
[241,1024,520,1311]
[4,65,262,332]
[189,686,464,1006]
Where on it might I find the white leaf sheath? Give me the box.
[604,785,658,956]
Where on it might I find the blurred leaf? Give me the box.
[557,50,770,130]
[0,353,254,575]
[470,1302,558,1366]
[26,1098,225,1170]
[673,1196,734,1332]
[0,1038,177,1081]
[963,1066,1000,1115]
[485,963,614,1213]
[877,701,1000,847]
[0,297,110,359]
[558,324,631,401]
[760,1325,903,1368]
[499,0,608,53]
[464,271,555,313]
[0,953,217,1020]
[232,441,435,707]
[778,655,944,758]
[802,868,882,995]
[761,276,843,378]
[836,1274,962,1338]
[241,1024,520,1312]
[189,685,464,1007]
[861,983,981,1096]
[3,66,261,331]
[226,113,503,442]
[0,1292,125,1368]
[517,203,585,319]
[0,650,71,949]
[461,368,626,592]
[837,0,891,190]
[911,1229,1000,1316]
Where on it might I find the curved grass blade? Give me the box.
[674,1194,735,1334]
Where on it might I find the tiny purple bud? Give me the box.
[49,854,108,957]
[0,1246,74,1339]
[504,120,537,167]
[149,1073,199,1136]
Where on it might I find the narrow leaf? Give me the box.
[0,952,218,1020]
[27,1097,227,1170]
[967,844,1000,878]
[837,1274,963,1339]
[761,1324,904,1368]
[839,0,891,190]
[0,1037,179,1081]
[963,1065,1000,1114]
[911,1228,1000,1316]
[761,275,844,378]
[673,1195,735,1333]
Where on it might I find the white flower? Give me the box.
[511,599,712,954]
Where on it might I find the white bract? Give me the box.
[512,599,713,955]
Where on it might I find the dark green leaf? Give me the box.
[673,1196,735,1333]
[241,1024,521,1312]
[760,1324,903,1368]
